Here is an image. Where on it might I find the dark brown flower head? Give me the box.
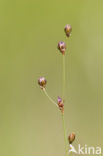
[57,41,66,55]
[38,77,47,89]
[68,132,75,144]
[57,96,64,112]
[64,24,72,37]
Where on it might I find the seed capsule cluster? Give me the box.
[64,24,72,37]
[38,77,47,89]
[57,41,66,55]
[57,96,64,112]
[68,132,76,144]
[57,24,72,55]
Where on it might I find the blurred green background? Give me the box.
[0,0,103,155]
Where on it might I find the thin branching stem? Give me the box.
[43,88,58,107]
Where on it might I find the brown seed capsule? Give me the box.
[57,41,66,55]
[38,77,47,89]
[64,24,72,37]
[68,132,75,144]
[57,96,64,112]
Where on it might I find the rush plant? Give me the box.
[38,24,75,156]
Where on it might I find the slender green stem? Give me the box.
[62,54,68,155]
[43,88,58,107]
[62,112,68,156]
[62,55,66,99]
